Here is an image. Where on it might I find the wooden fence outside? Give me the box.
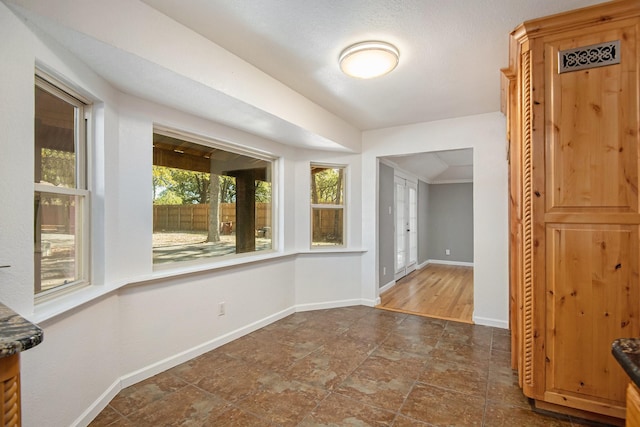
[153,203,272,232]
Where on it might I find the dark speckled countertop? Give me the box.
[612,338,640,388]
[0,303,43,357]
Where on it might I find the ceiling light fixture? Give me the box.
[339,41,399,79]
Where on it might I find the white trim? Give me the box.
[72,305,296,426]
[426,259,474,267]
[473,315,509,329]
[30,250,372,324]
[153,124,277,162]
[295,299,364,312]
[34,184,89,197]
[71,378,121,427]
[72,299,379,426]
[417,260,430,270]
[431,178,473,184]
[378,279,396,294]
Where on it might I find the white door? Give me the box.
[395,177,417,280]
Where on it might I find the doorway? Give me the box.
[377,149,474,323]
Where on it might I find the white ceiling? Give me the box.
[6,0,607,180]
[139,0,605,181]
[142,0,605,130]
[383,148,473,184]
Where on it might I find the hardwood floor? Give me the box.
[378,263,474,323]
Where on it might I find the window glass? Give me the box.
[311,165,345,247]
[34,76,88,297]
[153,131,273,265]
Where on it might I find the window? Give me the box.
[152,129,274,265]
[34,74,90,298]
[311,164,345,247]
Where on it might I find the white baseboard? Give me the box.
[473,315,509,329]
[72,378,121,427]
[378,279,396,294]
[75,306,295,426]
[295,299,366,312]
[77,298,407,426]
[417,260,430,269]
[427,259,474,267]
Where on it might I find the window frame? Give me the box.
[152,125,278,268]
[34,71,92,302]
[310,163,347,249]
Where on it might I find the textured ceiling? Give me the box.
[7,0,609,180]
[142,0,607,130]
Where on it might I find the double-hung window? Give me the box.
[34,74,90,299]
[310,164,345,247]
[152,128,274,265]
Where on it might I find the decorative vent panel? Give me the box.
[558,40,620,73]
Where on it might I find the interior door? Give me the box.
[395,177,417,280]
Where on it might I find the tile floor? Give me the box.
[89,306,612,426]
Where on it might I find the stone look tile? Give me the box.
[431,339,492,366]
[490,348,512,370]
[342,323,392,345]
[393,315,447,338]
[91,307,594,426]
[491,332,512,352]
[298,393,396,426]
[195,362,267,402]
[486,364,531,409]
[109,371,188,416]
[202,407,277,427]
[354,310,407,331]
[236,372,328,426]
[334,346,426,412]
[381,331,439,356]
[223,334,308,372]
[287,343,368,390]
[392,414,433,426]
[419,356,489,397]
[335,369,415,412]
[359,346,427,380]
[439,322,493,349]
[484,401,573,426]
[401,382,485,426]
[125,385,230,426]
[88,405,125,427]
[167,351,237,384]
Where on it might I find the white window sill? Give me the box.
[29,248,367,324]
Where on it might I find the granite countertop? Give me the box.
[0,303,43,357]
[612,338,640,388]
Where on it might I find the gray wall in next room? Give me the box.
[427,182,473,263]
[378,162,395,288]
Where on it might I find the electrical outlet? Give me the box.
[383,267,386,275]
[218,302,226,316]
[445,249,451,256]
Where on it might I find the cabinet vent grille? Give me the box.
[558,40,620,73]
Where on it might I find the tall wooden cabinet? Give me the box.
[504,0,640,422]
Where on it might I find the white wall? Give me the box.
[0,5,367,427]
[361,113,509,328]
[0,3,510,426]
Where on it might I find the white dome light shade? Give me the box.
[339,41,400,79]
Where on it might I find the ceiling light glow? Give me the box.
[339,41,399,79]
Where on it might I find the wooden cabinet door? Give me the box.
[540,19,640,418]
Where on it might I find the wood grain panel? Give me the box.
[627,383,640,427]
[546,224,638,406]
[546,23,639,212]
